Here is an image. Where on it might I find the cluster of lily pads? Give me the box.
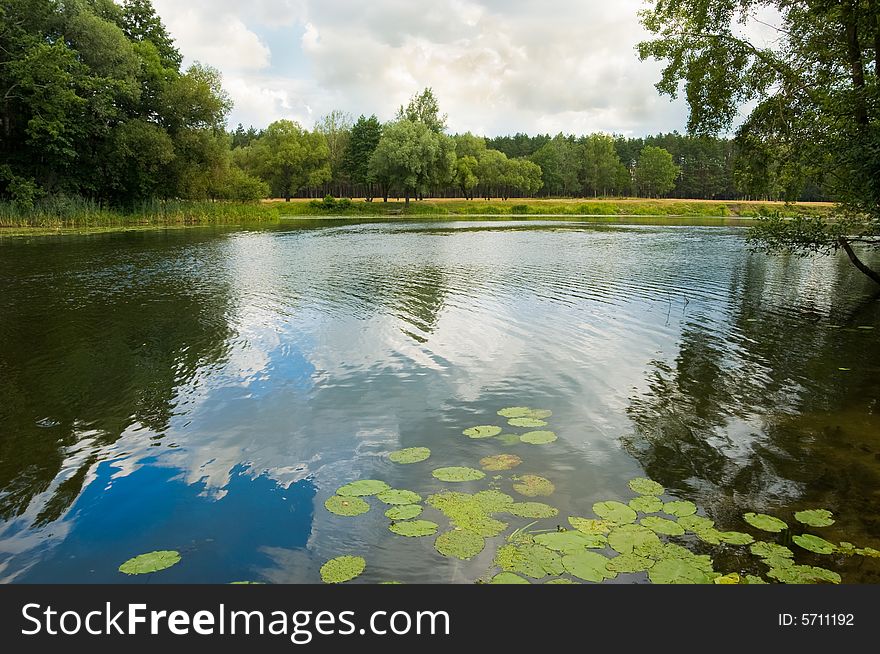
[115,406,879,584]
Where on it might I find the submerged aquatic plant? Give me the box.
[480,454,523,471]
[512,474,555,497]
[520,430,557,445]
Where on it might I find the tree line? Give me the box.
[1,0,834,211]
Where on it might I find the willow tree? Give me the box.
[639,0,880,284]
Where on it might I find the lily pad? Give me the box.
[490,572,530,584]
[629,495,663,514]
[497,407,532,418]
[325,495,370,517]
[794,509,835,528]
[507,502,558,519]
[608,524,661,555]
[534,530,606,553]
[694,528,723,545]
[767,564,841,584]
[337,480,391,497]
[508,417,548,428]
[744,575,768,584]
[713,573,741,585]
[568,517,612,535]
[463,425,502,439]
[628,477,665,496]
[495,543,564,579]
[428,492,508,537]
[389,520,439,538]
[385,504,423,520]
[718,531,754,546]
[434,530,485,560]
[432,467,485,482]
[856,547,880,558]
[641,516,685,536]
[512,474,555,497]
[678,515,715,532]
[388,447,431,464]
[648,558,713,584]
[793,533,836,555]
[377,489,422,505]
[495,433,523,445]
[473,490,515,513]
[520,430,557,445]
[663,500,697,517]
[593,501,637,525]
[743,512,788,533]
[545,578,577,584]
[479,454,523,471]
[606,553,655,573]
[320,556,366,584]
[119,551,181,575]
[562,551,616,583]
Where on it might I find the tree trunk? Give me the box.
[839,238,880,286]
[405,192,410,206]
[842,1,869,126]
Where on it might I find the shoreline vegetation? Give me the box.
[0,197,834,237]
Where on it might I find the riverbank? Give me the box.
[0,197,833,237]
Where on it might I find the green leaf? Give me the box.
[463,425,502,439]
[718,531,755,545]
[793,533,836,554]
[494,433,522,445]
[750,541,794,559]
[119,551,181,575]
[479,454,522,471]
[388,520,439,537]
[641,516,685,536]
[545,578,577,584]
[794,509,835,528]
[320,556,366,583]
[337,480,391,497]
[743,512,788,533]
[744,575,768,584]
[606,553,655,573]
[562,551,616,582]
[385,504,422,520]
[767,564,841,584]
[628,477,665,496]
[508,417,548,428]
[324,495,370,516]
[663,500,697,517]
[489,572,530,584]
[495,543,564,579]
[713,573,741,585]
[608,524,661,555]
[593,501,637,525]
[507,502,558,519]
[694,528,723,545]
[648,558,713,584]
[678,515,715,532]
[534,530,606,553]
[376,489,422,505]
[473,490,515,513]
[427,491,508,537]
[388,447,431,464]
[520,430,557,445]
[512,474,555,497]
[432,467,485,482]
[497,407,532,418]
[434,530,485,560]
[568,517,612,535]
[856,547,880,558]
[629,495,663,514]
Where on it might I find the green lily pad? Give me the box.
[520,430,557,445]
[463,425,502,439]
[434,530,485,560]
[593,501,637,525]
[718,531,755,546]
[750,541,794,559]
[608,524,662,554]
[534,530,606,553]
[337,480,391,497]
[509,417,548,428]
[663,500,697,517]
[641,516,685,536]
[606,553,655,573]
[568,517,612,535]
[648,558,712,584]
[793,533,836,554]
[512,474,555,497]
[428,491,508,537]
[713,573,741,585]
[794,509,835,528]
[473,490,515,513]
[694,527,723,545]
[494,433,523,445]
[761,555,795,570]
[432,467,485,482]
[119,551,181,575]
[743,512,788,533]
[678,515,715,532]
[495,543,564,579]
[744,575,768,584]
[479,454,522,471]
[628,477,665,496]
[545,578,577,584]
[629,495,663,514]
[562,551,616,583]
[385,504,423,520]
[388,447,431,464]
[377,489,422,505]
[389,520,439,538]
[507,502,558,519]
[320,556,366,584]
[836,542,856,555]
[856,547,880,558]
[767,564,841,584]
[325,495,370,517]
[490,572,530,584]
[498,407,532,418]
[529,410,553,419]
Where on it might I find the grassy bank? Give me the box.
[0,196,833,235]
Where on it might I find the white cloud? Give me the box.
[150,0,693,136]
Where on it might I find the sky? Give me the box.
[150,0,693,137]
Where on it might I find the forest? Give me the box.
[1,0,833,219]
